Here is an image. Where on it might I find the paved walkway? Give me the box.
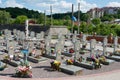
[0,69,120,80]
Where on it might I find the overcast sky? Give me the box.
[0,0,120,14]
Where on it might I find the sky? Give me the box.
[0,0,120,14]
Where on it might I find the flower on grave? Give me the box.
[34,55,41,59]
[3,55,11,61]
[99,56,106,62]
[15,65,32,78]
[69,48,74,53]
[50,60,61,71]
[66,59,74,65]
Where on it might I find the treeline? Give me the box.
[0,7,40,18]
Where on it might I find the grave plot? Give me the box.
[27,43,47,63]
[25,35,47,63]
[99,37,115,65]
[73,40,95,70]
[113,37,120,56]
[1,40,22,67]
[79,34,90,54]
[42,34,57,59]
[86,39,114,66]
[61,32,75,57]
[2,35,25,67]
[105,37,120,62]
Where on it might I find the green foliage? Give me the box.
[79,22,87,33]
[0,7,40,18]
[101,16,113,22]
[53,19,64,25]
[0,10,11,24]
[81,13,90,22]
[114,25,120,36]
[37,13,45,24]
[14,15,28,24]
[91,18,101,25]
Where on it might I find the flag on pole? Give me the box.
[71,16,77,22]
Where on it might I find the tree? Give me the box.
[14,15,28,24]
[0,10,11,24]
[114,25,120,36]
[81,13,90,22]
[91,18,101,25]
[36,13,45,24]
[80,22,87,33]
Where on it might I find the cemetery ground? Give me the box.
[0,49,120,78]
[1,29,120,80]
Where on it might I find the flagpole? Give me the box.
[78,3,80,34]
[72,4,74,33]
[44,10,46,26]
[50,5,53,26]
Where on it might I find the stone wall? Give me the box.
[0,24,68,35]
[49,26,69,35]
[87,35,120,44]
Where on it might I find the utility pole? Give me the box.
[44,10,46,26]
[78,3,80,34]
[72,4,74,33]
[50,5,53,26]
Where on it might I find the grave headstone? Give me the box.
[55,43,62,61]
[103,37,108,55]
[21,32,26,40]
[30,31,35,38]
[40,31,45,39]
[13,29,17,35]
[82,34,86,42]
[74,40,81,60]
[90,39,96,57]
[16,30,20,41]
[46,42,51,55]
[36,33,41,39]
[114,36,118,53]
[4,29,8,35]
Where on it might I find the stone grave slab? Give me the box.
[27,56,47,63]
[106,55,120,62]
[73,61,94,70]
[60,63,83,75]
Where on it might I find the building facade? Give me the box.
[87,7,120,19]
